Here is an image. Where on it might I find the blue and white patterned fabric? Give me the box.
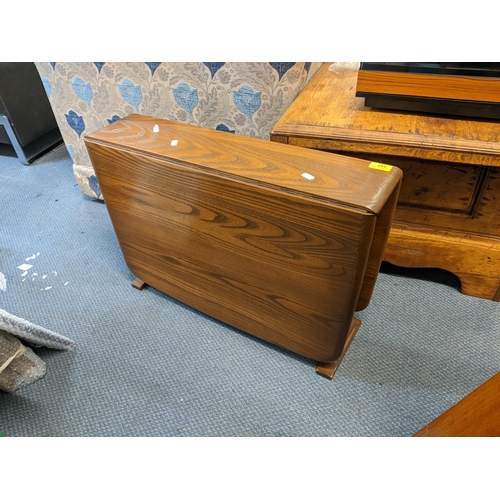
[35,62,322,199]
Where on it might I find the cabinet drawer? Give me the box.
[325,150,500,237]
[338,152,485,215]
[395,159,483,213]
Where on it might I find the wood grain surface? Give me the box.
[86,114,401,214]
[414,371,500,437]
[356,70,500,103]
[85,116,401,364]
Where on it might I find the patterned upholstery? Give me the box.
[35,62,322,199]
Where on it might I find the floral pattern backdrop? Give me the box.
[35,62,322,199]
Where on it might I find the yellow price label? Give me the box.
[369,162,393,172]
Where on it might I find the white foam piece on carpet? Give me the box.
[0,309,75,351]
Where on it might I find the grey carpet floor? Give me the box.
[1,144,499,436]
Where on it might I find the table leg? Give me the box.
[131,278,147,290]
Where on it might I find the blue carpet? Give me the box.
[1,145,499,436]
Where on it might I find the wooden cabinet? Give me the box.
[85,114,401,378]
[271,63,500,301]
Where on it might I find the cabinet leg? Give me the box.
[385,224,500,301]
[316,317,361,380]
[455,273,500,301]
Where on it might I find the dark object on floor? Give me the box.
[0,62,63,164]
[85,114,402,380]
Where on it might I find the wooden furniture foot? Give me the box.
[131,278,147,290]
[317,317,361,380]
[454,273,500,302]
[385,224,500,301]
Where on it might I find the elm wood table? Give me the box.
[271,63,500,301]
[85,114,401,379]
[414,371,500,437]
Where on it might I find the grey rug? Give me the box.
[0,144,499,436]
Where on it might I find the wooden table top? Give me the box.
[86,114,402,215]
[272,63,500,167]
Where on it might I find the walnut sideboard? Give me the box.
[85,114,401,379]
[271,63,500,301]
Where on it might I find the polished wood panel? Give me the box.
[85,115,401,372]
[356,70,500,103]
[356,181,400,311]
[271,63,500,301]
[414,372,500,437]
